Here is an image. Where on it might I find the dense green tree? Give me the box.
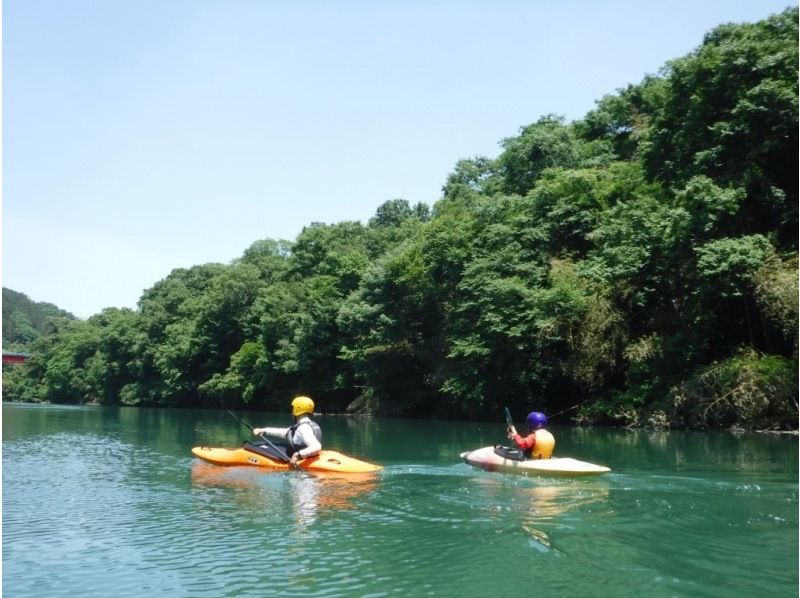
[17,319,101,404]
[199,340,269,406]
[236,238,292,281]
[441,156,502,198]
[86,308,146,405]
[497,115,614,196]
[643,8,798,247]
[753,253,798,352]
[693,234,777,351]
[2,287,75,350]
[137,264,226,406]
[339,233,444,416]
[577,76,667,161]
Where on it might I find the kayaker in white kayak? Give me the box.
[253,396,322,466]
[507,411,555,459]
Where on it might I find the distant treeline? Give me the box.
[4,8,797,429]
[2,288,76,351]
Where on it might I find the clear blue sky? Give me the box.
[2,0,792,319]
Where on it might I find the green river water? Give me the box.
[3,402,797,597]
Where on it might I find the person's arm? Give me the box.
[252,426,288,438]
[508,429,536,451]
[293,424,321,460]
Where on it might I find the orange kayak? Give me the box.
[191,445,383,473]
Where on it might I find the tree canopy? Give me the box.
[2,288,76,350]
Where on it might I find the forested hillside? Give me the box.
[2,288,75,351]
[5,8,797,429]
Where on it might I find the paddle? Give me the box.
[500,407,525,461]
[226,409,296,467]
[503,406,515,432]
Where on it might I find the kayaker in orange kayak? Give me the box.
[253,396,322,466]
[507,411,555,459]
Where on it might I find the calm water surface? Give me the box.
[3,403,797,597]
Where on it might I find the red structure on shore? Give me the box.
[2,352,29,365]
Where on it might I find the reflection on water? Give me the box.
[517,481,610,553]
[191,462,381,524]
[464,474,611,553]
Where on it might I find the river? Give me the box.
[3,402,797,597]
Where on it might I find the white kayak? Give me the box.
[461,445,611,477]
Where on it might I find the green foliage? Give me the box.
[580,192,688,311]
[369,198,430,229]
[86,308,147,405]
[2,287,76,350]
[442,156,502,198]
[7,319,101,404]
[578,76,667,160]
[7,10,797,429]
[338,232,443,416]
[198,340,268,405]
[497,115,615,195]
[236,238,291,282]
[674,176,744,236]
[670,350,797,430]
[529,161,658,257]
[643,7,798,246]
[753,253,799,349]
[9,312,38,346]
[547,260,625,395]
[695,235,773,298]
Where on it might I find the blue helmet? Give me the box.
[526,411,547,429]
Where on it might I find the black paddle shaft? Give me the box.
[503,407,514,429]
[226,409,292,464]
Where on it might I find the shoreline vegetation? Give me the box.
[3,9,798,432]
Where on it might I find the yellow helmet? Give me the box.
[291,396,315,417]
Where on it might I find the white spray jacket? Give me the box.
[259,416,322,458]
